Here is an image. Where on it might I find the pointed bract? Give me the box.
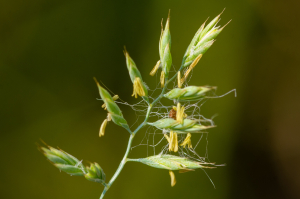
[131,155,215,170]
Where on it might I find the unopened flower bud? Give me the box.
[85,162,106,184]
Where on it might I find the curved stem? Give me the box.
[99,68,184,199]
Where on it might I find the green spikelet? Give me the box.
[148,118,214,134]
[164,86,215,101]
[129,155,215,170]
[124,48,148,101]
[40,145,86,176]
[182,11,229,68]
[94,79,130,132]
[85,162,106,184]
[159,11,172,80]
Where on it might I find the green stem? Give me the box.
[99,68,184,199]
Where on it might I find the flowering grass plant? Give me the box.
[40,10,231,199]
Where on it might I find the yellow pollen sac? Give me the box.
[107,113,112,121]
[102,95,119,110]
[164,133,170,142]
[160,71,165,87]
[177,71,182,88]
[168,131,173,151]
[112,95,119,101]
[180,133,192,148]
[150,60,161,76]
[176,103,185,124]
[181,54,203,84]
[167,131,178,152]
[101,103,107,110]
[99,119,108,137]
[173,132,178,152]
[169,170,176,187]
[132,77,145,98]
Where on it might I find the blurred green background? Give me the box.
[1,0,300,199]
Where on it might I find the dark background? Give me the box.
[1,0,300,199]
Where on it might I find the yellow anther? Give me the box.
[160,71,165,87]
[180,133,192,148]
[168,131,173,151]
[132,77,145,98]
[102,95,118,110]
[168,131,178,152]
[150,60,161,76]
[112,95,119,101]
[99,119,108,137]
[177,71,182,88]
[181,54,203,84]
[107,113,112,121]
[101,103,107,110]
[164,134,170,142]
[176,103,185,124]
[173,132,178,152]
[169,170,176,187]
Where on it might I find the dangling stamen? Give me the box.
[180,133,192,148]
[176,103,185,124]
[101,103,107,110]
[99,119,108,137]
[169,170,176,187]
[150,60,161,76]
[173,132,178,152]
[177,71,182,88]
[168,131,174,151]
[166,131,178,152]
[160,71,165,87]
[181,54,203,84]
[107,113,112,121]
[112,95,119,101]
[132,77,145,98]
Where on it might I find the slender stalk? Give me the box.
[99,68,184,199]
